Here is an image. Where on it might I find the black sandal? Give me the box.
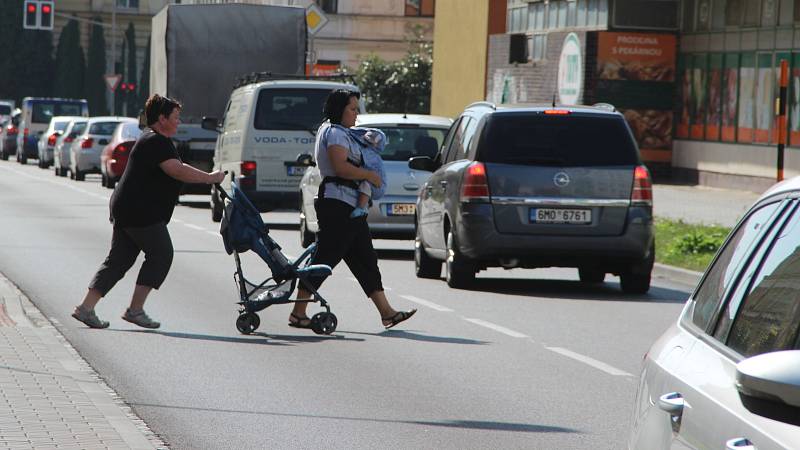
[382,309,417,329]
[288,313,313,329]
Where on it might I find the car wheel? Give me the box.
[59,167,67,177]
[19,154,26,164]
[299,215,315,248]
[106,177,116,189]
[211,186,223,223]
[578,267,605,283]
[100,173,107,187]
[415,228,441,279]
[446,229,475,288]
[74,168,84,181]
[0,149,7,161]
[620,242,654,294]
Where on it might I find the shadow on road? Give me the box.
[108,328,365,345]
[129,401,580,434]
[342,329,489,345]
[452,277,689,304]
[375,248,414,260]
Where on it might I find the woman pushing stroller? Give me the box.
[289,89,417,330]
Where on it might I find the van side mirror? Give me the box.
[201,117,220,132]
[408,156,436,172]
[296,153,315,167]
[736,350,800,426]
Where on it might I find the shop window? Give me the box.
[690,54,708,140]
[754,53,773,144]
[722,53,740,142]
[677,55,691,139]
[738,53,756,143]
[726,0,743,26]
[790,53,800,146]
[405,0,435,17]
[743,0,761,25]
[706,53,723,141]
[528,34,546,61]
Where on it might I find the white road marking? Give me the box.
[184,223,205,231]
[545,346,632,377]
[399,295,453,312]
[205,230,218,237]
[462,318,529,338]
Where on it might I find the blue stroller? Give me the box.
[217,182,337,335]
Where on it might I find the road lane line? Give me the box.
[205,230,218,237]
[545,346,632,377]
[184,223,205,231]
[462,318,528,338]
[399,295,453,312]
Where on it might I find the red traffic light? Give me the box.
[128,83,136,91]
[42,4,50,13]
[120,83,127,90]
[27,3,36,13]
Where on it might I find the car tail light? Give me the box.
[241,160,257,176]
[47,133,57,146]
[64,136,74,143]
[543,109,570,115]
[7,125,17,135]
[460,162,490,201]
[80,137,94,149]
[111,141,133,158]
[631,165,653,206]
[23,128,29,138]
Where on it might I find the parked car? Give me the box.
[53,119,87,177]
[408,102,654,291]
[100,121,142,189]
[0,100,14,125]
[69,117,134,181]
[296,113,452,246]
[629,177,800,449]
[0,108,21,160]
[37,116,78,168]
[16,97,88,164]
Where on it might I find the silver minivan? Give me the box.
[629,176,800,449]
[69,117,135,181]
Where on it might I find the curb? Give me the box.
[653,262,703,288]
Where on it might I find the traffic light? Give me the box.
[23,0,37,29]
[39,1,53,30]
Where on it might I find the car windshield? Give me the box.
[32,102,84,124]
[0,105,11,115]
[479,114,640,167]
[89,122,120,135]
[373,126,447,161]
[253,88,331,131]
[70,122,87,136]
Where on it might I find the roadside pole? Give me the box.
[110,1,117,114]
[778,59,788,182]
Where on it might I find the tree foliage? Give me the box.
[347,27,432,114]
[138,35,151,110]
[85,17,108,116]
[53,19,86,100]
[0,0,54,104]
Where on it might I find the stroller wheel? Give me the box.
[236,312,260,334]
[310,312,337,335]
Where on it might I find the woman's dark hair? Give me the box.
[144,94,182,126]
[323,89,360,124]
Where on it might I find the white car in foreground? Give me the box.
[629,176,800,449]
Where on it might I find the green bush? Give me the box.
[673,230,726,255]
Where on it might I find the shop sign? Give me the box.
[557,33,582,105]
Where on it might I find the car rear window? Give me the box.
[89,122,120,135]
[32,103,85,124]
[53,121,70,132]
[478,114,639,167]
[70,122,87,136]
[254,88,331,131]
[0,105,11,115]
[120,123,142,140]
[377,126,447,161]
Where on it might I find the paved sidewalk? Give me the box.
[0,275,167,450]
[653,183,764,228]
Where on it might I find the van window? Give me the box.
[32,102,85,124]
[89,122,120,135]
[253,89,330,131]
[0,105,11,115]
[379,127,447,161]
[479,114,639,166]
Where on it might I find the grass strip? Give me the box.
[654,218,731,272]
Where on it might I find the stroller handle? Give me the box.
[215,171,231,200]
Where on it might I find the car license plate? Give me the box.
[530,208,591,224]
[287,165,305,176]
[388,203,415,215]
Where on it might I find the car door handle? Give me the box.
[726,438,756,450]
[439,180,448,188]
[657,392,684,416]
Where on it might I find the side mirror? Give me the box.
[736,350,800,426]
[201,116,220,132]
[408,156,436,172]
[296,153,315,167]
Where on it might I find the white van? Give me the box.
[16,97,88,164]
[204,79,363,221]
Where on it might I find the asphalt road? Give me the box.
[0,159,692,450]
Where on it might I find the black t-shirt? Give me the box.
[110,129,183,227]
